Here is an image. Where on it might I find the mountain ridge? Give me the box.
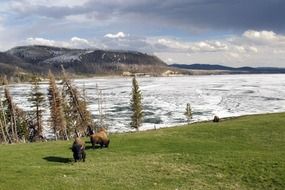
[0,45,169,77]
[1,45,285,80]
[170,63,285,74]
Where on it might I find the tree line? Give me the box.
[0,69,147,144]
[0,70,193,144]
[0,67,96,144]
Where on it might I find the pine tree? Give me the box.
[130,76,143,130]
[184,103,192,123]
[14,106,29,142]
[29,76,45,139]
[47,71,68,140]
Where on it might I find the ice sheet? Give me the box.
[2,74,285,134]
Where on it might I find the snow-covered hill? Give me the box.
[1,45,168,76]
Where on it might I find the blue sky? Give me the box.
[1,0,285,67]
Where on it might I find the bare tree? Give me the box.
[47,70,68,140]
[1,78,28,143]
[61,66,92,137]
[4,82,19,142]
[96,84,107,131]
[0,91,11,143]
[0,94,7,143]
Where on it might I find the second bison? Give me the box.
[90,128,110,149]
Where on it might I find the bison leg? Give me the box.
[73,153,77,162]
[100,142,104,148]
[105,140,110,148]
[82,151,86,162]
[91,141,96,149]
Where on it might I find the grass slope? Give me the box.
[0,113,284,190]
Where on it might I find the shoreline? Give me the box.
[109,111,285,135]
[3,72,285,85]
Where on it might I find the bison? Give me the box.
[90,127,110,149]
[213,115,220,122]
[72,138,86,162]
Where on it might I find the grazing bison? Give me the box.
[72,138,86,162]
[90,127,110,149]
[213,115,220,122]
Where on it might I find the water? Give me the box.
[2,74,285,133]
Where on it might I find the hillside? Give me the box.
[171,63,285,74]
[0,113,284,189]
[2,45,285,79]
[0,45,169,77]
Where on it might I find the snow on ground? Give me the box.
[2,74,285,134]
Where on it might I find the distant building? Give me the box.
[162,70,179,76]
[122,71,132,76]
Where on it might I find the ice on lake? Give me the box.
[2,74,285,134]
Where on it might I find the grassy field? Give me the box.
[0,113,284,190]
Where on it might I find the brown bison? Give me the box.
[90,127,110,149]
[213,115,220,122]
[72,138,86,162]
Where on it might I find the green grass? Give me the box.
[0,113,285,190]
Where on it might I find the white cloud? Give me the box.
[154,30,285,67]
[273,49,285,54]
[65,14,91,23]
[71,37,88,44]
[243,30,278,41]
[47,0,90,7]
[242,30,285,47]
[104,32,126,39]
[26,37,57,46]
[166,58,174,63]
[229,52,240,58]
[192,41,228,52]
[249,46,258,53]
[152,38,228,53]
[235,45,245,53]
[25,37,95,48]
[3,29,285,67]
[70,36,94,48]
[11,0,89,8]
[157,38,189,50]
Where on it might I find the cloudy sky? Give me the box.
[1,0,285,67]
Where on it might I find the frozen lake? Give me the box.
[2,74,285,133]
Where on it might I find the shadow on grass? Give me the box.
[85,145,108,150]
[85,145,94,150]
[43,156,73,163]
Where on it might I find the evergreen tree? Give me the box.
[184,103,193,123]
[130,76,143,130]
[29,76,45,139]
[47,71,68,140]
[14,106,29,142]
